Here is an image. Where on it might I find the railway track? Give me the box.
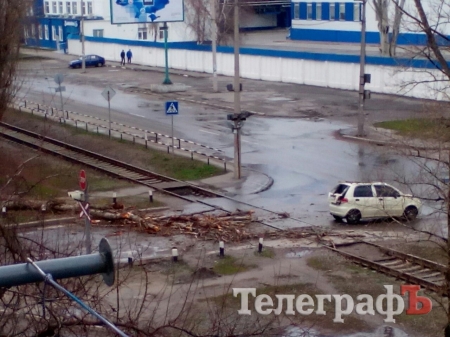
[0,122,220,201]
[328,241,447,295]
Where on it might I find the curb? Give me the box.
[249,172,274,194]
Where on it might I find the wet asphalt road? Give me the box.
[15,57,443,232]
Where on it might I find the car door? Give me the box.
[351,185,377,218]
[374,184,404,217]
[87,55,94,67]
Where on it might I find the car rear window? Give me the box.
[331,184,349,195]
[353,185,373,197]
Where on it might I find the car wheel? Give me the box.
[77,64,81,69]
[97,62,102,67]
[346,210,361,225]
[403,206,418,221]
[332,215,343,223]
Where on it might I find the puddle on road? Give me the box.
[285,250,312,258]
[283,325,408,337]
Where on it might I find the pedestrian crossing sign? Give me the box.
[165,101,179,115]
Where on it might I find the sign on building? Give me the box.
[111,0,184,24]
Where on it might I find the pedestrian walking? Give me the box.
[120,50,125,66]
[126,49,132,64]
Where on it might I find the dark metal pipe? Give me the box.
[0,238,115,288]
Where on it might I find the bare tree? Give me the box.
[389,0,405,56]
[0,0,31,121]
[184,0,236,45]
[373,0,390,55]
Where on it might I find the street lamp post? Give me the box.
[162,22,172,85]
[356,0,366,137]
[233,0,241,179]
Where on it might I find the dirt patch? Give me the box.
[192,267,219,279]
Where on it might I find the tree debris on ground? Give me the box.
[92,210,257,242]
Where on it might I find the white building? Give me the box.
[289,0,449,45]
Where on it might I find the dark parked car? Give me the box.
[69,55,105,68]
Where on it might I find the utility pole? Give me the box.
[81,0,86,73]
[233,0,241,179]
[356,0,366,137]
[211,0,218,92]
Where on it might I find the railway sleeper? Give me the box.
[137,179,163,184]
[420,272,443,279]
[387,262,411,270]
[426,277,445,284]
[396,265,424,273]
[378,259,405,267]
[408,268,432,276]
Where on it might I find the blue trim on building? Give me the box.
[322,3,329,20]
[299,3,307,19]
[345,2,353,21]
[289,27,441,45]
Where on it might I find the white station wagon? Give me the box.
[328,182,421,224]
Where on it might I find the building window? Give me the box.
[82,1,86,15]
[316,3,321,20]
[66,2,71,13]
[72,2,77,14]
[306,3,312,20]
[93,29,103,37]
[138,28,148,40]
[52,26,56,39]
[24,27,29,38]
[44,25,49,39]
[52,1,57,13]
[38,25,42,39]
[353,3,360,21]
[339,3,345,20]
[294,3,299,19]
[159,28,167,39]
[59,26,63,41]
[44,1,50,13]
[58,1,63,13]
[87,2,93,14]
[330,3,335,20]
[31,24,36,37]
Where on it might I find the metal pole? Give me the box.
[108,92,111,138]
[171,115,174,154]
[357,0,366,137]
[58,84,64,117]
[233,0,241,179]
[85,182,91,254]
[81,0,86,73]
[0,238,114,288]
[162,22,172,85]
[211,0,218,92]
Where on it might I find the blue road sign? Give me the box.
[165,101,179,115]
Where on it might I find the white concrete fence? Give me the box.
[69,39,449,101]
